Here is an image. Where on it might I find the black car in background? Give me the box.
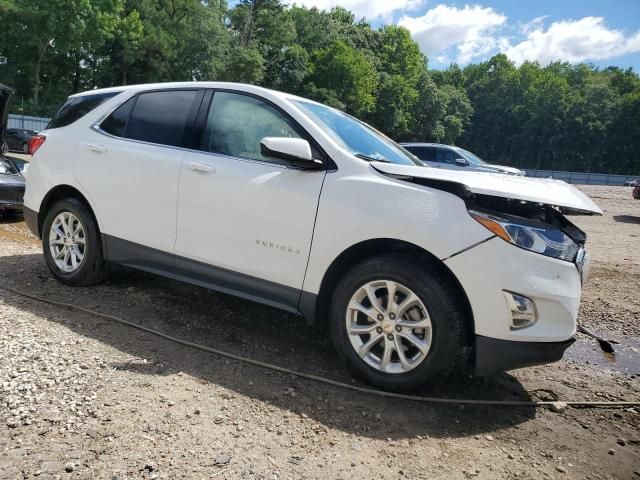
[5,128,37,153]
[1,83,25,215]
[0,157,26,214]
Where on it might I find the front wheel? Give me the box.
[329,255,469,391]
[42,198,108,286]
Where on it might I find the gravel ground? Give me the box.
[0,185,639,479]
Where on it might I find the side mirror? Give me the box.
[260,137,323,170]
[454,157,469,166]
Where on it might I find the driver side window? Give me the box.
[202,92,302,163]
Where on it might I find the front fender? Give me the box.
[302,158,491,295]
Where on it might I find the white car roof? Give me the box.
[69,82,318,105]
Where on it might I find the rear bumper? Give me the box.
[475,335,575,375]
[23,206,39,238]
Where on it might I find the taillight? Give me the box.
[29,135,46,155]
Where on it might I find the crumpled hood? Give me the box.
[371,161,602,215]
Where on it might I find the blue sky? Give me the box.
[285,0,640,70]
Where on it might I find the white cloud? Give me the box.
[504,17,640,65]
[520,15,548,35]
[290,0,423,21]
[290,1,640,67]
[398,4,506,64]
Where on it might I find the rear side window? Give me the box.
[101,97,136,137]
[125,90,198,147]
[48,92,120,129]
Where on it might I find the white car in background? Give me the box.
[24,82,601,391]
[402,142,526,176]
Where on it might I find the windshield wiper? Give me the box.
[355,153,392,163]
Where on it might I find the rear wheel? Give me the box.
[329,255,469,391]
[42,198,108,286]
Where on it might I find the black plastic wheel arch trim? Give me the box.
[23,206,39,238]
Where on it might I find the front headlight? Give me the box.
[469,210,579,262]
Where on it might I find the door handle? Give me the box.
[87,144,107,154]
[186,162,215,174]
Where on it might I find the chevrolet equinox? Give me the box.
[23,82,602,391]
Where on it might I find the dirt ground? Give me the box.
[0,185,638,480]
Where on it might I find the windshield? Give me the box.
[455,147,488,165]
[292,100,422,166]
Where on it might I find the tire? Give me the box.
[42,198,108,286]
[329,255,469,392]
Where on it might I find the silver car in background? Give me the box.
[402,143,526,176]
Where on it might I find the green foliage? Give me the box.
[311,41,377,116]
[436,84,473,145]
[223,47,265,84]
[457,57,640,173]
[266,44,309,93]
[378,25,425,82]
[0,0,638,173]
[371,73,418,139]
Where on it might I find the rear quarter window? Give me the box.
[100,97,136,137]
[48,91,120,129]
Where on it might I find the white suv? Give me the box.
[24,82,602,391]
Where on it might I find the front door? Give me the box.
[175,91,326,310]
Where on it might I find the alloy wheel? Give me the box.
[345,280,432,374]
[49,212,86,273]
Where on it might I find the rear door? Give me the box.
[174,90,326,309]
[76,89,203,258]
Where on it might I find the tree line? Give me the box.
[1,0,638,174]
